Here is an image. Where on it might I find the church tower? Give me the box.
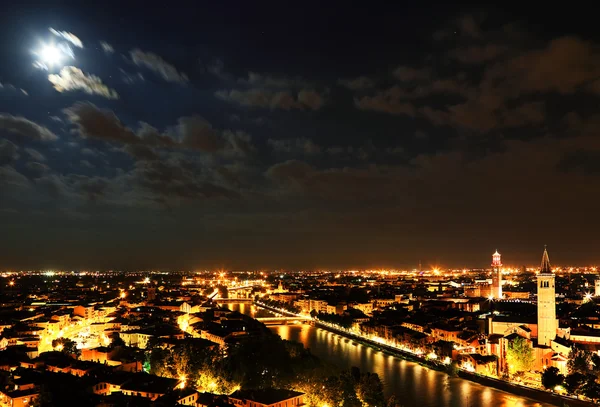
[537,246,557,347]
[491,250,502,299]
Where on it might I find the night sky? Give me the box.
[1,2,599,270]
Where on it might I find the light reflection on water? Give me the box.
[226,303,549,407]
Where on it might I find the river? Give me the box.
[225,302,550,407]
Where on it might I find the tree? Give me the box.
[541,367,564,390]
[356,372,385,407]
[217,285,228,299]
[505,336,534,375]
[582,375,600,400]
[110,333,125,348]
[51,338,80,358]
[310,309,318,319]
[565,372,587,395]
[447,361,459,377]
[591,353,600,377]
[568,346,591,375]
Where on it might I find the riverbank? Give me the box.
[252,301,594,407]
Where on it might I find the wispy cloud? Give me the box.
[100,41,114,54]
[49,28,83,48]
[130,49,189,84]
[48,67,119,99]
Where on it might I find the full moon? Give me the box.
[38,44,64,66]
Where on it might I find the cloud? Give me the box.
[24,148,46,162]
[130,49,189,84]
[64,102,140,144]
[239,72,310,88]
[169,116,221,151]
[496,36,600,94]
[49,28,83,48]
[25,161,50,177]
[238,72,303,88]
[0,114,58,141]
[354,25,600,133]
[266,160,314,183]
[80,148,97,156]
[216,89,325,110]
[63,102,256,157]
[298,89,324,110]
[0,166,30,189]
[354,87,416,116]
[0,83,28,96]
[393,66,430,82]
[0,139,19,165]
[129,159,239,202]
[268,138,322,155]
[80,159,94,168]
[216,89,298,109]
[48,67,119,99]
[338,76,375,91]
[123,144,159,161]
[121,70,145,84]
[100,41,114,53]
[449,44,509,64]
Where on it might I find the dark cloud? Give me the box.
[0,139,19,165]
[25,161,50,177]
[449,44,509,64]
[238,72,310,88]
[496,36,600,95]
[123,144,159,161]
[355,28,600,135]
[130,49,189,84]
[70,175,109,200]
[80,159,94,168]
[24,148,46,162]
[0,114,58,141]
[297,90,324,110]
[216,89,318,110]
[268,138,322,155]
[393,66,430,82]
[0,166,29,189]
[64,102,140,144]
[64,102,256,159]
[130,159,239,202]
[266,160,314,183]
[171,116,221,151]
[338,76,375,91]
[354,87,416,116]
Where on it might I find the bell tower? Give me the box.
[491,250,502,299]
[537,246,557,347]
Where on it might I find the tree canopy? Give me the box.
[505,336,534,376]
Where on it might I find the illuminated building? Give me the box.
[537,246,557,347]
[147,287,156,301]
[595,279,600,297]
[491,250,502,299]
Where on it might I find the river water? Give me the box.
[226,302,549,407]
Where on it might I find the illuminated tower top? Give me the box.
[492,250,502,267]
[540,245,552,274]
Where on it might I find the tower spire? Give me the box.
[541,245,552,274]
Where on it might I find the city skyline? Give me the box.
[2,2,600,270]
